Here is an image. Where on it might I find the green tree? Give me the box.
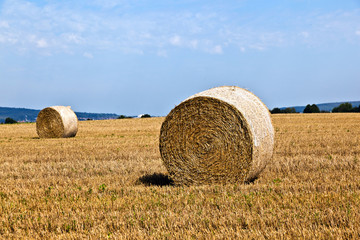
[303,104,312,113]
[310,104,320,113]
[332,103,353,113]
[118,115,133,119]
[352,105,360,112]
[283,107,297,113]
[271,107,297,114]
[304,104,320,113]
[5,117,17,124]
[270,108,282,114]
[141,114,151,118]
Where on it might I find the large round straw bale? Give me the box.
[36,106,78,138]
[159,86,274,185]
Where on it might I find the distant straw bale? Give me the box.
[159,86,274,185]
[36,106,78,138]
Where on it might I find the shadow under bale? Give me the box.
[244,175,258,184]
[136,173,174,186]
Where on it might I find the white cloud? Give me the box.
[119,47,144,55]
[300,31,309,38]
[91,0,125,9]
[157,50,167,57]
[83,52,94,58]
[0,21,9,28]
[249,45,265,51]
[210,45,223,54]
[1,0,359,56]
[190,40,198,49]
[63,33,83,44]
[0,34,18,44]
[36,39,48,48]
[169,35,182,46]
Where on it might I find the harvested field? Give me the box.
[0,113,360,239]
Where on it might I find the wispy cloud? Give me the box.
[1,0,359,56]
[169,35,182,46]
[300,32,309,38]
[83,52,94,59]
[36,39,48,48]
[0,20,10,28]
[189,40,198,49]
[157,49,167,57]
[62,33,84,44]
[209,45,223,54]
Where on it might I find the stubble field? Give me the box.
[0,113,359,239]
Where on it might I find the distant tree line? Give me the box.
[117,115,133,119]
[303,104,320,113]
[141,114,151,118]
[332,103,360,113]
[270,107,297,114]
[1,117,18,124]
[117,114,151,119]
[271,102,360,114]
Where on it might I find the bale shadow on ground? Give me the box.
[244,176,258,184]
[136,173,174,187]
[136,173,258,186]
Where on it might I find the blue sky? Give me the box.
[1,0,359,116]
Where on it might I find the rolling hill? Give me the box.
[279,101,360,113]
[1,100,359,123]
[0,107,120,123]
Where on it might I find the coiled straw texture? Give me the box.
[159,86,274,185]
[36,106,78,138]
